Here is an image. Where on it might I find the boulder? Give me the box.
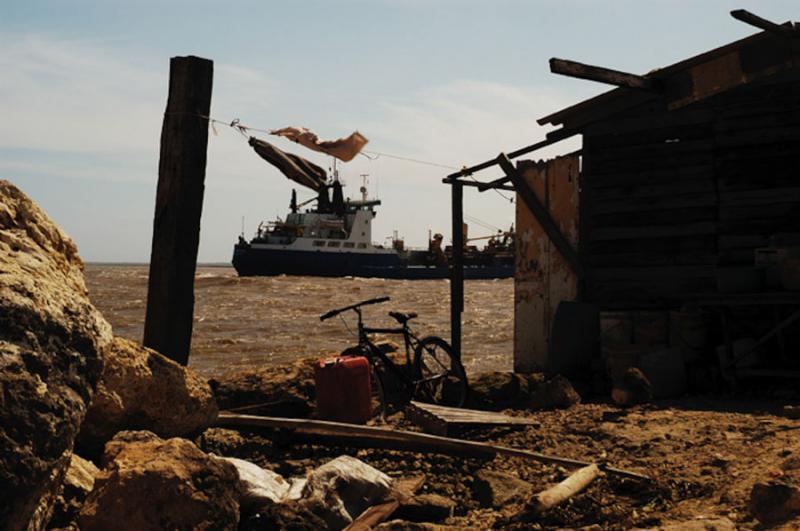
[209,356,316,417]
[48,454,99,529]
[77,336,218,455]
[468,372,534,410]
[0,180,112,531]
[654,517,736,530]
[529,375,581,410]
[241,503,326,531]
[78,431,241,531]
[748,481,800,525]
[468,372,581,411]
[471,469,535,508]
[612,367,653,407]
[302,455,394,529]
[394,493,455,522]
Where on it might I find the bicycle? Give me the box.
[320,296,468,418]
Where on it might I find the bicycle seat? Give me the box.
[389,311,417,324]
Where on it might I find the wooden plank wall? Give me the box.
[580,77,800,307]
[514,155,580,372]
[714,79,800,265]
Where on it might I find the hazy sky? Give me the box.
[1,1,797,262]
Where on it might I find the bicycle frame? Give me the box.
[350,306,420,387]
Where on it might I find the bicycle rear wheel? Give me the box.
[412,336,468,408]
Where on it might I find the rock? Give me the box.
[302,455,394,529]
[0,181,112,531]
[529,375,582,410]
[655,517,736,530]
[471,469,535,508]
[216,456,302,509]
[394,493,455,522]
[241,502,326,531]
[468,372,538,410]
[748,481,800,525]
[78,431,241,531]
[209,356,316,417]
[48,454,99,530]
[781,405,800,420]
[611,367,653,407]
[77,336,218,456]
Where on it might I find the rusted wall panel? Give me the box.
[514,154,580,373]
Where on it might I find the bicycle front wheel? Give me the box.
[413,336,468,408]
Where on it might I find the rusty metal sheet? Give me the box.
[514,154,580,373]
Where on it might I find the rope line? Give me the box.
[195,112,514,202]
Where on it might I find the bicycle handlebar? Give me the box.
[320,296,391,321]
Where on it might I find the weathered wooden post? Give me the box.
[143,55,213,365]
[450,182,464,360]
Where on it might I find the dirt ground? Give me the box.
[200,395,800,530]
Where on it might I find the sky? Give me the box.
[1,0,797,263]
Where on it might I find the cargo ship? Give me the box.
[231,182,514,279]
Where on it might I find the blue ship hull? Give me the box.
[232,244,513,280]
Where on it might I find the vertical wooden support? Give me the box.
[143,56,213,365]
[450,182,464,360]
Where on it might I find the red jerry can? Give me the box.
[314,356,372,424]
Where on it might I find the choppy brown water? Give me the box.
[84,265,514,376]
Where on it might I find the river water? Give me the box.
[84,265,514,376]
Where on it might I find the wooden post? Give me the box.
[143,56,213,365]
[450,182,464,360]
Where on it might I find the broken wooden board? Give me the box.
[405,401,540,437]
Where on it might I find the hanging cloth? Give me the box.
[270,126,368,162]
[248,137,327,192]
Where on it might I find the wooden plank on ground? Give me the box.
[406,401,540,436]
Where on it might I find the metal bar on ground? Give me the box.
[497,153,584,278]
[450,182,464,360]
[144,55,213,365]
[549,58,661,91]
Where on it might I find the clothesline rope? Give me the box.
[197,113,514,202]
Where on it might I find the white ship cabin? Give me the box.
[250,183,392,254]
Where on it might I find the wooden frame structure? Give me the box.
[443,11,800,368]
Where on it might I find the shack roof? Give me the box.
[538,23,800,132]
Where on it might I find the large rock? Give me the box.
[77,336,218,455]
[468,371,580,411]
[394,493,455,522]
[471,469,535,508]
[209,357,317,417]
[78,431,241,531]
[748,481,800,525]
[0,181,112,531]
[48,454,99,529]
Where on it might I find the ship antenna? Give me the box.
[360,174,369,202]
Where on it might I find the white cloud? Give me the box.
[0,32,584,259]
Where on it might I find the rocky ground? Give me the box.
[201,364,800,530]
[3,177,800,530]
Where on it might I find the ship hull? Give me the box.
[232,244,512,279]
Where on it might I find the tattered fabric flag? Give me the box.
[270,126,369,162]
[248,137,327,192]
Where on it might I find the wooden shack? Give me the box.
[446,13,800,385]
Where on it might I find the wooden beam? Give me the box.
[498,153,584,278]
[215,412,651,481]
[549,58,661,92]
[730,9,796,36]
[450,182,464,360]
[443,127,577,183]
[143,56,213,365]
